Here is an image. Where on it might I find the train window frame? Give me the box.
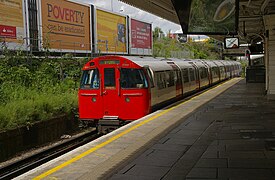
[189,68,196,82]
[167,71,175,87]
[80,69,100,89]
[182,68,189,83]
[144,66,155,88]
[120,68,148,89]
[156,71,166,90]
[104,68,116,89]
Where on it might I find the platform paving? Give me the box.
[111,80,275,180]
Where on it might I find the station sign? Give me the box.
[129,18,152,55]
[95,8,128,54]
[39,0,91,52]
[0,0,28,50]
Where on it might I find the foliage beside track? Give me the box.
[0,51,88,131]
[152,27,222,59]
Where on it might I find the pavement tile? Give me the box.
[162,172,189,180]
[110,174,159,180]
[151,143,189,152]
[122,165,170,178]
[162,137,197,145]
[218,168,275,179]
[195,158,227,168]
[228,158,273,168]
[201,149,219,158]
[264,151,275,159]
[219,151,265,159]
[207,145,226,151]
[231,126,265,131]
[134,155,178,167]
[218,133,241,140]
[186,168,217,179]
[165,133,201,140]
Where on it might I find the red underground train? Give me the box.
[78,55,241,130]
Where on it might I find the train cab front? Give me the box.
[78,56,151,129]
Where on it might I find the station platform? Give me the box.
[17,78,275,180]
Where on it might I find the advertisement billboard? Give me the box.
[130,18,152,55]
[171,0,238,35]
[95,8,128,54]
[39,0,91,52]
[0,0,27,50]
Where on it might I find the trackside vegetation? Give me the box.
[0,50,87,131]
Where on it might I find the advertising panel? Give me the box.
[39,0,91,52]
[130,18,152,55]
[96,8,127,54]
[0,0,27,50]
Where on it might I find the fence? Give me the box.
[0,36,153,57]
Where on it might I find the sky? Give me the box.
[74,0,183,34]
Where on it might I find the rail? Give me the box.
[0,129,99,180]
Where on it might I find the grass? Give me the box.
[0,55,86,131]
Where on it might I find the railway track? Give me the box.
[0,129,100,180]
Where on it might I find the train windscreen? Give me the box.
[80,69,100,89]
[120,69,148,89]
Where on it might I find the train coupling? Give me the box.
[97,116,121,134]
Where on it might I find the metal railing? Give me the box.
[0,37,154,57]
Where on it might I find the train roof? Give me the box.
[121,56,176,71]
[90,56,240,72]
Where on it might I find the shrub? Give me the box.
[0,56,84,131]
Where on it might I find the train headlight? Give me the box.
[92,97,97,102]
[125,97,130,103]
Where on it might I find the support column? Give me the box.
[265,15,275,99]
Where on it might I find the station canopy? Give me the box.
[119,0,275,44]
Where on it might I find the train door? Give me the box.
[100,67,120,118]
[190,64,200,89]
[182,68,190,94]
[78,68,102,120]
[188,68,197,91]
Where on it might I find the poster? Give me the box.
[96,9,127,54]
[0,0,26,49]
[130,19,152,55]
[40,0,91,52]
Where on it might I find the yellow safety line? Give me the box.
[33,79,239,180]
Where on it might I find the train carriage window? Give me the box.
[104,68,116,89]
[182,69,189,83]
[200,68,208,79]
[120,68,148,89]
[156,72,166,89]
[212,67,218,77]
[167,71,175,87]
[189,68,196,81]
[80,69,100,89]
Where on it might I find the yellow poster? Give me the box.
[96,9,127,53]
[41,0,90,51]
[0,0,24,44]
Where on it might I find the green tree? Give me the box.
[153,27,164,41]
